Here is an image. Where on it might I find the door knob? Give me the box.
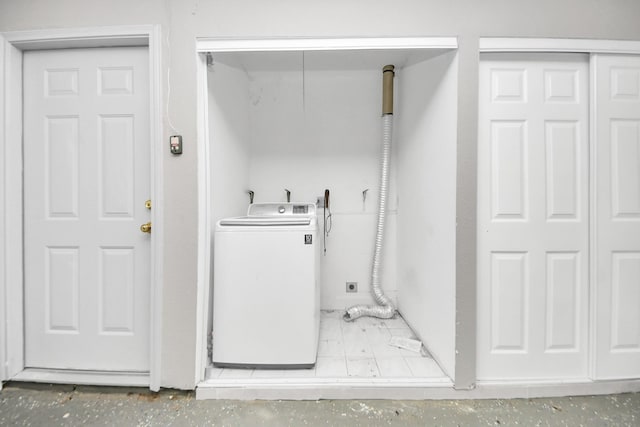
[140,222,152,233]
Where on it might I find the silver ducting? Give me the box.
[344,65,397,321]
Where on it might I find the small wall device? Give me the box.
[170,135,183,154]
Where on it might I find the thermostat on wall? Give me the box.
[170,135,182,154]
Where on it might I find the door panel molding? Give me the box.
[0,35,25,382]
[0,25,163,391]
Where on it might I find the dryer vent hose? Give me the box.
[344,65,396,321]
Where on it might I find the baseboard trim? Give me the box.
[196,377,640,400]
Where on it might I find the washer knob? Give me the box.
[278,205,286,214]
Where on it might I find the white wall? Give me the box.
[248,155,398,309]
[397,51,458,378]
[251,64,396,309]
[231,60,398,309]
[208,61,251,223]
[207,60,252,348]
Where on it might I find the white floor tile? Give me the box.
[388,327,418,339]
[346,357,380,377]
[316,356,347,377]
[283,367,317,378]
[399,347,427,358]
[317,339,345,357]
[352,316,385,329]
[343,330,374,358]
[320,318,342,340]
[321,310,343,319]
[376,357,413,377]
[341,320,367,335]
[370,341,403,358]
[404,357,446,378]
[365,325,392,345]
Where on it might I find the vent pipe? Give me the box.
[382,64,394,115]
[344,65,397,321]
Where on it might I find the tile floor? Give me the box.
[205,310,448,382]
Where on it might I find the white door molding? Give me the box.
[193,36,460,386]
[0,25,163,391]
[0,35,25,384]
[479,38,640,55]
[194,51,211,386]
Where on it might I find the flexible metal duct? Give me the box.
[344,65,397,321]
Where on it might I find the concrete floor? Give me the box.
[0,383,638,426]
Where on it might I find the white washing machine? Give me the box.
[212,202,321,368]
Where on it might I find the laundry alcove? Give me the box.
[197,38,458,398]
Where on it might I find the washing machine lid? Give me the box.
[218,203,317,227]
[219,216,311,227]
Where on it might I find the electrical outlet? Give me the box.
[346,282,358,293]
[317,196,325,208]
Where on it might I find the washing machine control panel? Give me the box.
[247,202,316,217]
[292,205,308,214]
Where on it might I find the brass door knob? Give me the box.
[140,222,152,233]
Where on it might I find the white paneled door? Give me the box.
[593,54,640,379]
[23,48,150,371]
[477,54,590,379]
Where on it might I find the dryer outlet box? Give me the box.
[346,282,358,293]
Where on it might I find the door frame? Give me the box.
[0,25,164,391]
[478,37,640,383]
[193,36,461,387]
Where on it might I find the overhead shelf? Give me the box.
[196,36,458,53]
